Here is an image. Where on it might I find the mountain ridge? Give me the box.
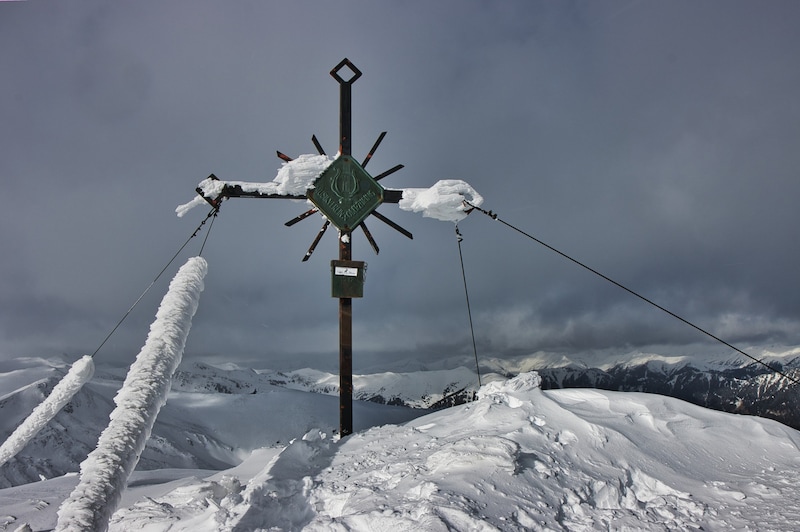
[2,350,799,489]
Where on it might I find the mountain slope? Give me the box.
[110,372,800,530]
[270,352,800,430]
[530,356,800,430]
[0,359,424,488]
[2,359,800,530]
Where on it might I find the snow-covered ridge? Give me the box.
[3,361,800,530]
[114,373,800,531]
[480,344,800,373]
[0,358,425,489]
[271,365,501,408]
[144,353,800,431]
[4,350,797,491]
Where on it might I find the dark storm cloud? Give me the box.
[2,0,799,370]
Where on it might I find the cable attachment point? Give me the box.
[455,224,463,243]
[464,200,496,220]
[190,205,221,239]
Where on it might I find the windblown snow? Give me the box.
[398,179,483,222]
[113,373,800,530]
[176,154,483,223]
[3,364,800,531]
[55,257,207,532]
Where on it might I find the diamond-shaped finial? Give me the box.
[331,58,362,85]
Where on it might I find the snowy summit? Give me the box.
[110,372,800,531]
[2,365,800,531]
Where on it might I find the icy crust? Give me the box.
[270,154,338,196]
[55,257,207,532]
[109,371,800,531]
[175,154,336,217]
[398,179,484,222]
[0,356,94,468]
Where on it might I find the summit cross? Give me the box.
[193,59,414,436]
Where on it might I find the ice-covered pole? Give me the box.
[55,256,208,532]
[0,355,95,468]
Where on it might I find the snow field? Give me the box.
[108,372,800,531]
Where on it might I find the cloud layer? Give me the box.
[2,1,799,370]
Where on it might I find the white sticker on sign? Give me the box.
[335,267,359,277]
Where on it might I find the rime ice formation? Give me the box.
[55,257,207,532]
[0,356,94,468]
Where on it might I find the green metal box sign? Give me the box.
[308,156,384,232]
[331,259,367,298]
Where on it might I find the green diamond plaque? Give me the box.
[308,156,384,231]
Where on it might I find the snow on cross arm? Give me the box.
[397,179,483,223]
[175,154,336,217]
[176,154,484,224]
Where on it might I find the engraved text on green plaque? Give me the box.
[308,156,384,231]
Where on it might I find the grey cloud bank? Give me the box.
[1,0,799,371]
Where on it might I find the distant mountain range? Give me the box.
[2,351,798,489]
[271,352,800,431]
[535,357,800,431]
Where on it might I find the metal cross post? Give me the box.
[193,59,412,437]
[332,59,358,438]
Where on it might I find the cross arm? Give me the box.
[193,174,306,208]
[177,154,336,217]
[383,188,403,204]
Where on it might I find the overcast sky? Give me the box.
[2,0,799,372]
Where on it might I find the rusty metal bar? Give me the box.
[285,207,318,227]
[371,210,413,239]
[339,78,352,155]
[197,184,305,201]
[330,58,363,437]
[276,151,293,162]
[302,220,330,262]
[383,189,403,203]
[338,229,353,436]
[339,294,353,436]
[359,221,380,255]
[331,58,361,156]
[373,164,404,182]
[362,131,386,168]
[311,134,327,156]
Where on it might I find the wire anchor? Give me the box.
[89,206,220,359]
[455,223,482,388]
